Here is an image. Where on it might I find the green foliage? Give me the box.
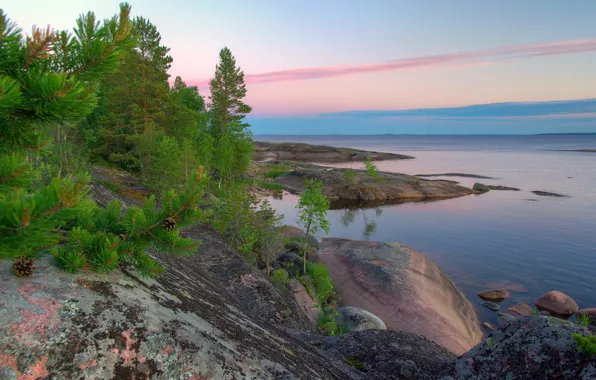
[270,269,290,287]
[364,157,378,178]
[296,179,330,272]
[343,168,358,184]
[0,4,133,261]
[209,47,253,182]
[211,185,284,265]
[571,333,596,358]
[265,170,290,179]
[52,168,211,277]
[577,313,592,328]
[259,181,283,192]
[317,307,347,336]
[306,262,336,306]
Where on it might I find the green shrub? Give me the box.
[317,307,347,336]
[571,333,596,358]
[343,168,358,184]
[577,313,592,328]
[259,181,283,191]
[265,169,290,179]
[298,275,316,300]
[307,262,336,306]
[364,157,378,178]
[270,269,290,287]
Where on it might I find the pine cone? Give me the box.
[163,217,176,231]
[13,257,35,277]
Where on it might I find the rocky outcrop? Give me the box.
[535,290,579,318]
[478,289,510,301]
[275,167,476,203]
[472,182,491,192]
[317,330,457,379]
[415,173,496,179]
[337,306,386,332]
[319,238,483,355]
[507,303,534,316]
[488,185,520,191]
[452,316,596,379]
[253,141,413,162]
[532,190,569,197]
[279,225,319,250]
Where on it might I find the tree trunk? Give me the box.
[303,222,311,274]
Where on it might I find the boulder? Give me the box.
[497,313,518,326]
[337,306,387,331]
[278,252,304,277]
[319,238,482,355]
[508,303,534,316]
[318,330,457,379]
[453,316,596,379]
[473,182,491,192]
[477,289,510,302]
[577,308,596,325]
[289,280,319,323]
[482,301,500,311]
[535,290,579,318]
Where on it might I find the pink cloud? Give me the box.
[186,39,596,88]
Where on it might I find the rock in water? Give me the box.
[497,313,518,326]
[487,185,521,191]
[531,190,568,197]
[478,289,510,302]
[508,303,534,316]
[482,301,500,311]
[319,238,482,355]
[453,316,596,379]
[473,182,491,192]
[482,322,498,331]
[337,306,387,331]
[535,290,579,318]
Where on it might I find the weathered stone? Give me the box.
[482,301,500,311]
[452,316,596,379]
[531,190,568,197]
[487,185,521,191]
[497,313,518,326]
[535,290,579,318]
[337,306,386,332]
[318,330,457,379]
[289,280,319,323]
[508,303,534,316]
[473,182,491,192]
[319,238,482,355]
[482,322,498,331]
[477,289,510,302]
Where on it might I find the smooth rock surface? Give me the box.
[275,167,476,203]
[535,290,579,318]
[508,303,534,316]
[290,279,320,323]
[477,289,510,302]
[452,316,596,379]
[319,238,482,355]
[337,306,387,332]
[481,301,500,311]
[473,182,491,192]
[482,322,498,331]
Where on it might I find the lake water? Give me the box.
[257,134,596,327]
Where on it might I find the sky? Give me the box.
[4,0,596,134]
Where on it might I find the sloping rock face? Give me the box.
[253,141,413,162]
[319,238,483,355]
[318,329,456,379]
[275,167,475,202]
[452,316,596,379]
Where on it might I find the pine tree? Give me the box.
[96,16,173,169]
[208,47,253,183]
[0,4,134,261]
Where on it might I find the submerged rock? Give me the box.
[481,301,500,311]
[482,322,498,331]
[487,185,521,191]
[337,306,386,332]
[453,316,596,379]
[532,190,568,197]
[508,303,534,316]
[473,182,491,192]
[477,289,510,302]
[319,238,482,355]
[535,290,579,318]
[497,313,518,326]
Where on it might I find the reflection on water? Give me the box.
[259,135,596,326]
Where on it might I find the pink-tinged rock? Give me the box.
[507,303,534,316]
[477,289,510,302]
[482,322,497,331]
[576,308,596,324]
[535,291,578,318]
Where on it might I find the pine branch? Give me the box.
[24,25,54,70]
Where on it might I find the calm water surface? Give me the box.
[258,135,596,326]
